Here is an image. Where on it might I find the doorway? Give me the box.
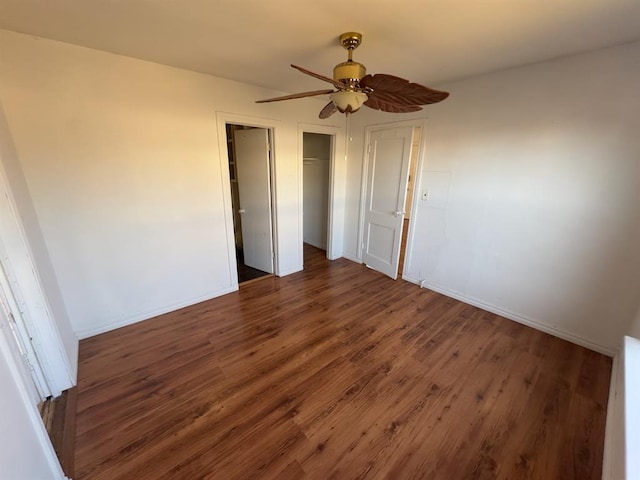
[225,124,275,284]
[0,258,50,403]
[398,126,421,277]
[302,132,332,266]
[359,121,423,280]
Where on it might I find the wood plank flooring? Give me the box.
[398,218,409,276]
[75,244,612,479]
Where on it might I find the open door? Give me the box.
[361,126,413,279]
[234,128,274,274]
[0,262,50,402]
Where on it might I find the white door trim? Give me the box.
[298,123,345,262]
[234,128,274,274]
[216,112,282,285]
[0,163,73,397]
[0,324,68,479]
[357,118,428,278]
[0,259,50,401]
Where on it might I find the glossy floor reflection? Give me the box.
[75,245,611,479]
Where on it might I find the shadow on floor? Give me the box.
[236,248,270,284]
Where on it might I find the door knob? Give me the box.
[239,209,246,214]
[394,210,405,217]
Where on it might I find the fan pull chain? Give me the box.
[345,112,351,164]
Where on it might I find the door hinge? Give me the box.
[367,144,371,154]
[21,352,33,370]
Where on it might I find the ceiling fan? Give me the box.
[256,32,449,119]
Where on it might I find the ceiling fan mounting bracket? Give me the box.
[339,32,363,51]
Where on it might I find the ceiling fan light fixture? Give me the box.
[255,31,450,119]
[330,90,368,114]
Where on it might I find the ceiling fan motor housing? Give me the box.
[333,61,366,84]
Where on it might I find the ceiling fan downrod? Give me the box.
[334,32,366,85]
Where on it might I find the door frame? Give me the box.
[0,322,68,479]
[233,127,275,274]
[216,112,281,287]
[0,258,50,402]
[298,123,343,261]
[357,118,428,278]
[0,162,73,397]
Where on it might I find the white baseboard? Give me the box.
[303,239,327,250]
[400,274,421,286]
[76,286,237,339]
[420,280,616,356]
[342,252,361,264]
[278,265,303,277]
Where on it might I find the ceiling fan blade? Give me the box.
[291,64,345,89]
[363,97,423,114]
[319,102,337,119]
[360,74,449,105]
[256,89,335,103]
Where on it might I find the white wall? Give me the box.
[0,103,77,388]
[0,329,64,479]
[303,133,330,249]
[627,306,640,339]
[345,41,640,354]
[0,29,346,338]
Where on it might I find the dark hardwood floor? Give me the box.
[75,244,611,479]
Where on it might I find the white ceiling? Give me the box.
[1,0,639,95]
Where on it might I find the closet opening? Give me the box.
[302,132,333,267]
[225,124,276,284]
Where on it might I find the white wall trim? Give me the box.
[420,280,616,356]
[602,350,621,480]
[76,286,236,339]
[304,239,327,250]
[0,163,74,395]
[352,267,616,357]
[399,120,429,280]
[298,122,346,263]
[357,118,429,261]
[215,111,283,283]
[622,335,640,479]
[342,253,362,264]
[278,266,303,277]
[401,274,422,286]
[0,323,67,479]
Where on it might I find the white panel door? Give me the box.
[234,128,274,274]
[0,260,49,402]
[362,127,413,279]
